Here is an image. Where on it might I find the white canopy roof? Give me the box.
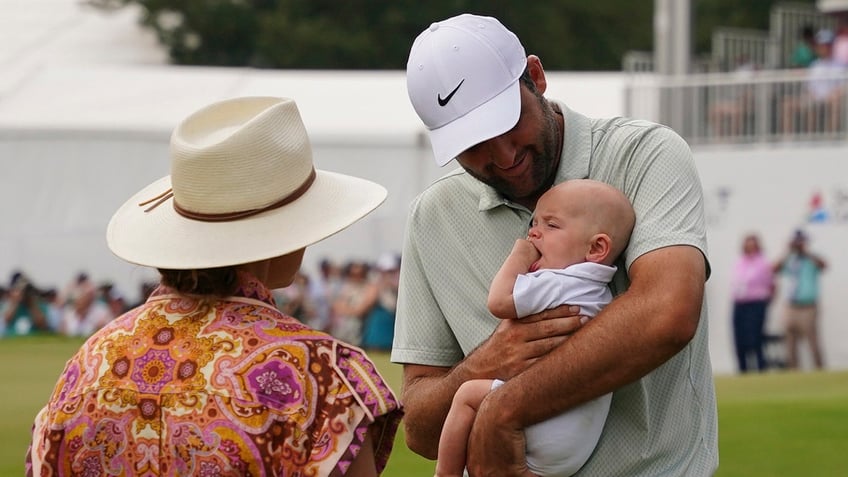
[0,0,625,145]
[818,0,848,13]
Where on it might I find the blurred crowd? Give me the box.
[274,252,401,352]
[780,23,848,134]
[1,252,401,351]
[0,270,141,338]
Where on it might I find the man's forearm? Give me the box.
[489,246,705,430]
[401,362,479,459]
[402,293,589,459]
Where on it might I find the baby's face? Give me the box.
[527,188,594,270]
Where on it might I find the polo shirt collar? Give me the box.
[554,101,592,183]
[477,180,508,211]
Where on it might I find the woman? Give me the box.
[361,253,401,352]
[331,261,379,346]
[27,97,402,476]
[730,233,775,373]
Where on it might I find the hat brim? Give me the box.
[427,80,521,166]
[107,170,387,269]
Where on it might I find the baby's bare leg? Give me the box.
[434,379,495,477]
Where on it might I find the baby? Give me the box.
[436,179,636,477]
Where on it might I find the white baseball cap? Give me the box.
[406,14,527,166]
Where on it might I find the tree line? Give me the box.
[87,0,817,70]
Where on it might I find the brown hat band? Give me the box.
[138,168,317,222]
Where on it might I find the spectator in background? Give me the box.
[61,283,112,337]
[362,253,401,352]
[1,272,49,336]
[59,272,95,310]
[307,258,341,332]
[782,29,845,134]
[730,233,774,373]
[805,29,845,132]
[41,288,64,333]
[98,282,128,318]
[789,24,817,68]
[0,287,6,330]
[708,55,757,138]
[273,270,315,323]
[331,261,378,346]
[831,14,848,67]
[774,229,827,370]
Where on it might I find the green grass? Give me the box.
[714,371,848,477]
[3,336,847,476]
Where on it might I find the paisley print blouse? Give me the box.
[27,272,402,476]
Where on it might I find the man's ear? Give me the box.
[586,234,611,264]
[527,55,547,94]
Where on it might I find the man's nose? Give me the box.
[487,135,517,169]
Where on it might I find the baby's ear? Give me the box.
[586,234,611,263]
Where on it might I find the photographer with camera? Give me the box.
[1,272,49,336]
[773,229,827,370]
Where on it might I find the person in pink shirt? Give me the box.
[831,14,848,67]
[730,233,775,373]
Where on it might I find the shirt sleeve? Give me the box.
[333,342,403,475]
[617,125,710,277]
[513,273,571,317]
[513,268,613,318]
[390,192,466,366]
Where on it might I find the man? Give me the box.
[774,229,827,370]
[391,13,717,476]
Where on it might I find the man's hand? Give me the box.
[400,305,584,458]
[466,389,528,477]
[461,305,583,475]
[470,304,585,381]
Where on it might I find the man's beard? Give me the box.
[464,98,561,205]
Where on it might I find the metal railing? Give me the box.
[622,51,655,73]
[711,27,773,71]
[622,50,714,74]
[623,3,836,74]
[624,68,848,145]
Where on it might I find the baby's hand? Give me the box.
[510,239,541,266]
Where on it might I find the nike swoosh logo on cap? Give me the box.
[437,79,465,107]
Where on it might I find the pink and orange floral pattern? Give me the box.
[28,273,402,476]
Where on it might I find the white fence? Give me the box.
[623,2,836,73]
[625,68,848,145]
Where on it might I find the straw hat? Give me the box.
[107,96,387,270]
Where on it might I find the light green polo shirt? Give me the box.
[392,104,717,476]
